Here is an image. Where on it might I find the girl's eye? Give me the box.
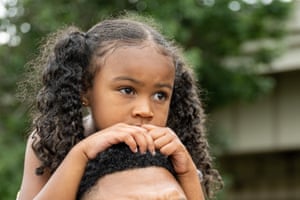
[119,87,135,95]
[153,92,168,101]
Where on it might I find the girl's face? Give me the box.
[85,45,175,130]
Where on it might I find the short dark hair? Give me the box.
[76,143,176,200]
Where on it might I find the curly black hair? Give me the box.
[25,15,223,198]
[76,143,176,200]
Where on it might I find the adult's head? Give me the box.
[77,143,186,200]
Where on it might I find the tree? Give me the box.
[0,0,293,199]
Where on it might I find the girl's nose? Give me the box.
[132,99,154,119]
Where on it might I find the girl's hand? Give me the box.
[142,124,205,200]
[142,124,196,175]
[77,123,155,160]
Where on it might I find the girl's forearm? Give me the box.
[178,169,205,200]
[33,144,88,200]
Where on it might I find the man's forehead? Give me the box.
[81,167,186,200]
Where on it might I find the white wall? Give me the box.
[213,70,300,154]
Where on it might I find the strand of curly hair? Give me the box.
[32,30,89,175]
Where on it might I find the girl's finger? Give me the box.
[154,133,174,149]
[120,134,138,153]
[143,126,168,140]
[141,124,157,130]
[113,125,148,153]
[159,142,178,156]
[132,132,148,154]
[143,132,155,155]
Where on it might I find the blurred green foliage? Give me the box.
[0,0,293,199]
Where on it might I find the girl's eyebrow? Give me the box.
[113,76,173,90]
[155,83,173,90]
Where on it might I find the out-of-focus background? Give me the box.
[0,0,299,199]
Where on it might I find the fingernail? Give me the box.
[151,151,156,156]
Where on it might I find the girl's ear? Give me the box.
[81,93,90,107]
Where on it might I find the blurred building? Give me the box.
[213,2,300,200]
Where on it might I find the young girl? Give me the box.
[18,15,222,200]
